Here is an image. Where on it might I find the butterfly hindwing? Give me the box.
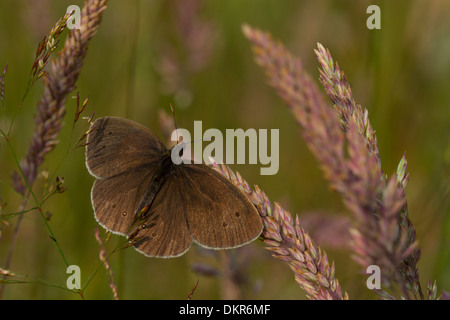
[91,165,158,235]
[131,172,193,258]
[178,164,263,249]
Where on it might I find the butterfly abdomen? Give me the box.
[134,154,174,222]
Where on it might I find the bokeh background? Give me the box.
[0,0,449,299]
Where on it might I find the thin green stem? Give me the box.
[0,207,39,221]
[0,128,70,299]
[1,277,77,295]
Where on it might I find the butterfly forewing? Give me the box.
[86,116,166,179]
[87,116,166,235]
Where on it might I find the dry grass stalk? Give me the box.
[94,227,119,300]
[14,0,109,193]
[242,24,429,299]
[1,0,109,299]
[210,162,347,300]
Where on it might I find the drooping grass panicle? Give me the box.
[13,0,109,194]
[210,161,347,300]
[315,41,422,299]
[314,43,380,163]
[242,24,426,299]
[1,0,109,299]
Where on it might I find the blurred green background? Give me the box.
[0,0,449,299]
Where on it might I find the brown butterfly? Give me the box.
[85,116,262,258]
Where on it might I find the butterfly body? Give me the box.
[86,116,262,258]
[133,151,173,223]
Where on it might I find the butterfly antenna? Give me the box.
[170,103,179,144]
